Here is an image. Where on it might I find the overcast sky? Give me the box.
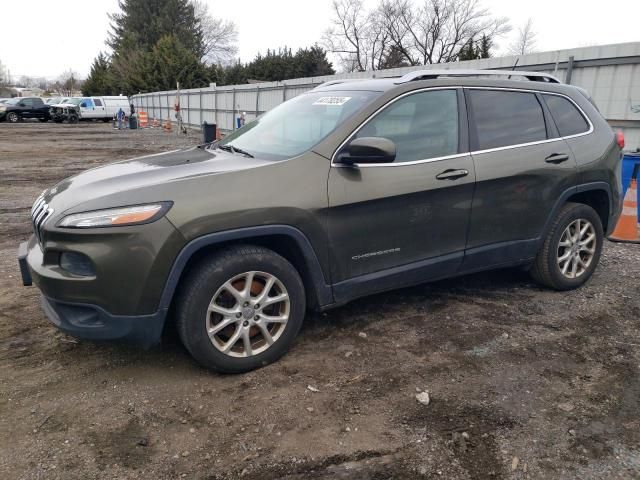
[1,0,639,80]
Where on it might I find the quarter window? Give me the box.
[354,89,459,163]
[542,94,589,137]
[468,90,547,150]
[94,99,103,106]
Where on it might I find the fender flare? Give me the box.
[538,181,613,248]
[156,225,334,312]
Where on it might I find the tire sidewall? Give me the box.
[7,112,19,123]
[179,251,305,373]
[545,205,603,290]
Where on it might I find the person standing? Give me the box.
[117,108,125,130]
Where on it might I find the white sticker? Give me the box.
[313,96,352,106]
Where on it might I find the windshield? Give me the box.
[218,90,381,160]
[46,98,60,104]
[67,98,83,105]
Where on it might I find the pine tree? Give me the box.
[82,53,117,96]
[479,34,492,59]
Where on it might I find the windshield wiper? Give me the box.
[217,144,254,158]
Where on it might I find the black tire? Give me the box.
[530,202,603,290]
[6,112,20,123]
[176,245,306,373]
[67,114,79,124]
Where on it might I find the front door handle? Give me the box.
[545,153,569,164]
[436,168,469,180]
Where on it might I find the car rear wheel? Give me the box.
[7,112,20,123]
[530,202,603,290]
[176,245,306,373]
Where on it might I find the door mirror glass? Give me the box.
[338,137,396,164]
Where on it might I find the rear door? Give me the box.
[463,87,578,270]
[92,98,106,118]
[328,88,475,292]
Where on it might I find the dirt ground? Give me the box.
[0,122,639,480]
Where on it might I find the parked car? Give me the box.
[0,97,51,122]
[18,70,623,373]
[75,96,130,121]
[45,97,63,105]
[0,98,10,105]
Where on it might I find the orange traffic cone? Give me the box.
[609,178,639,243]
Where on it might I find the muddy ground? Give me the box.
[0,123,639,480]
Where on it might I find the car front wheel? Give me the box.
[530,202,603,290]
[176,245,306,373]
[6,112,20,123]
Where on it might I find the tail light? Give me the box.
[616,131,625,150]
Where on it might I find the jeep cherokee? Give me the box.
[18,70,623,373]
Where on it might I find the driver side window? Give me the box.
[354,89,459,163]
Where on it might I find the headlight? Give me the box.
[58,202,172,228]
[0,106,6,111]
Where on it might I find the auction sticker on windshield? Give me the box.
[313,96,352,106]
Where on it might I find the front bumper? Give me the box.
[40,295,166,348]
[18,219,182,346]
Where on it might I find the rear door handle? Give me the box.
[545,153,570,164]
[436,169,469,180]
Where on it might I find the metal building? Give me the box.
[132,41,640,150]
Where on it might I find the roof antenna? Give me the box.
[508,58,520,79]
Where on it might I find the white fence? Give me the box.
[132,42,640,149]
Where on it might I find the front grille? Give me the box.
[31,196,53,244]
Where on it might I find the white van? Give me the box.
[77,96,130,121]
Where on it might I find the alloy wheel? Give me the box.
[557,218,596,279]
[205,271,290,358]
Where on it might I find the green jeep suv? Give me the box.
[18,70,623,373]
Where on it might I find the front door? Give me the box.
[328,88,475,299]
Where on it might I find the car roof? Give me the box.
[312,75,581,99]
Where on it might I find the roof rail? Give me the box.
[394,69,561,84]
[312,79,367,90]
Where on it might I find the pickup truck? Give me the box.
[0,97,50,123]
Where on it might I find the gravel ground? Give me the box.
[0,122,639,479]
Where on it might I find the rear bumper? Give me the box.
[40,295,166,348]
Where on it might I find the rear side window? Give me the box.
[355,89,459,163]
[542,94,589,137]
[468,90,547,150]
[94,99,103,106]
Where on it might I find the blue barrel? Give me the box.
[621,152,640,228]
[621,152,640,197]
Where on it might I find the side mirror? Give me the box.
[337,137,396,165]
[80,102,87,108]
[18,103,26,107]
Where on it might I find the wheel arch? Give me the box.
[159,226,333,316]
[539,182,613,248]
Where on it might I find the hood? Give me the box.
[41,146,272,217]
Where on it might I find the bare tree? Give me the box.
[508,18,537,56]
[57,69,83,96]
[192,0,238,65]
[324,0,510,71]
[322,0,386,72]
